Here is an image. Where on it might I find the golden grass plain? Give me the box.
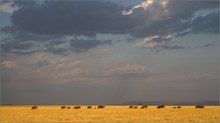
[0,106,219,122]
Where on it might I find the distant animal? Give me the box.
[87,106,92,109]
[31,106,38,110]
[129,106,134,108]
[97,105,105,109]
[173,107,176,109]
[177,106,182,109]
[134,106,138,109]
[157,105,165,109]
[141,105,148,109]
[67,107,71,109]
[195,105,204,108]
[61,106,66,109]
[74,106,81,109]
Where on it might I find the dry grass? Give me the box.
[0,106,219,122]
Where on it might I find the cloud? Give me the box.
[122,0,168,16]
[1,52,149,84]
[189,12,219,34]
[10,1,136,36]
[133,34,173,48]
[108,64,147,73]
[1,41,35,50]
[10,0,218,37]
[51,59,81,71]
[1,53,84,83]
[0,0,218,55]
[45,36,114,54]
[161,45,185,50]
[134,35,160,48]
[122,0,154,15]
[0,31,114,54]
[133,33,188,51]
[122,10,133,16]
[181,8,219,24]
[1,60,16,68]
[0,1,19,14]
[49,60,82,78]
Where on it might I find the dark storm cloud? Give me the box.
[11,0,218,36]
[45,36,112,54]
[1,0,219,55]
[1,26,63,42]
[120,0,219,37]
[11,1,140,35]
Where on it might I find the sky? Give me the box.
[0,0,219,105]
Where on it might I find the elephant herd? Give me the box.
[129,105,205,109]
[60,105,105,109]
[129,105,148,109]
[129,105,165,109]
[31,105,205,110]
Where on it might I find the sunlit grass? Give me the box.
[0,106,219,122]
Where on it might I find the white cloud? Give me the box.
[161,34,173,40]
[133,0,154,10]
[143,35,159,42]
[47,59,81,73]
[160,0,168,8]
[122,0,169,16]
[134,40,160,48]
[133,35,160,48]
[0,2,19,14]
[122,10,133,16]
[133,34,173,48]
[122,0,154,15]
[177,28,192,35]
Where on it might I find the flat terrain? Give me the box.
[0,106,219,122]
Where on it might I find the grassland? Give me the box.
[0,106,219,122]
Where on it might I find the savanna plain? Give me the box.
[0,106,219,122]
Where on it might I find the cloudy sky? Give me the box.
[0,0,219,105]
